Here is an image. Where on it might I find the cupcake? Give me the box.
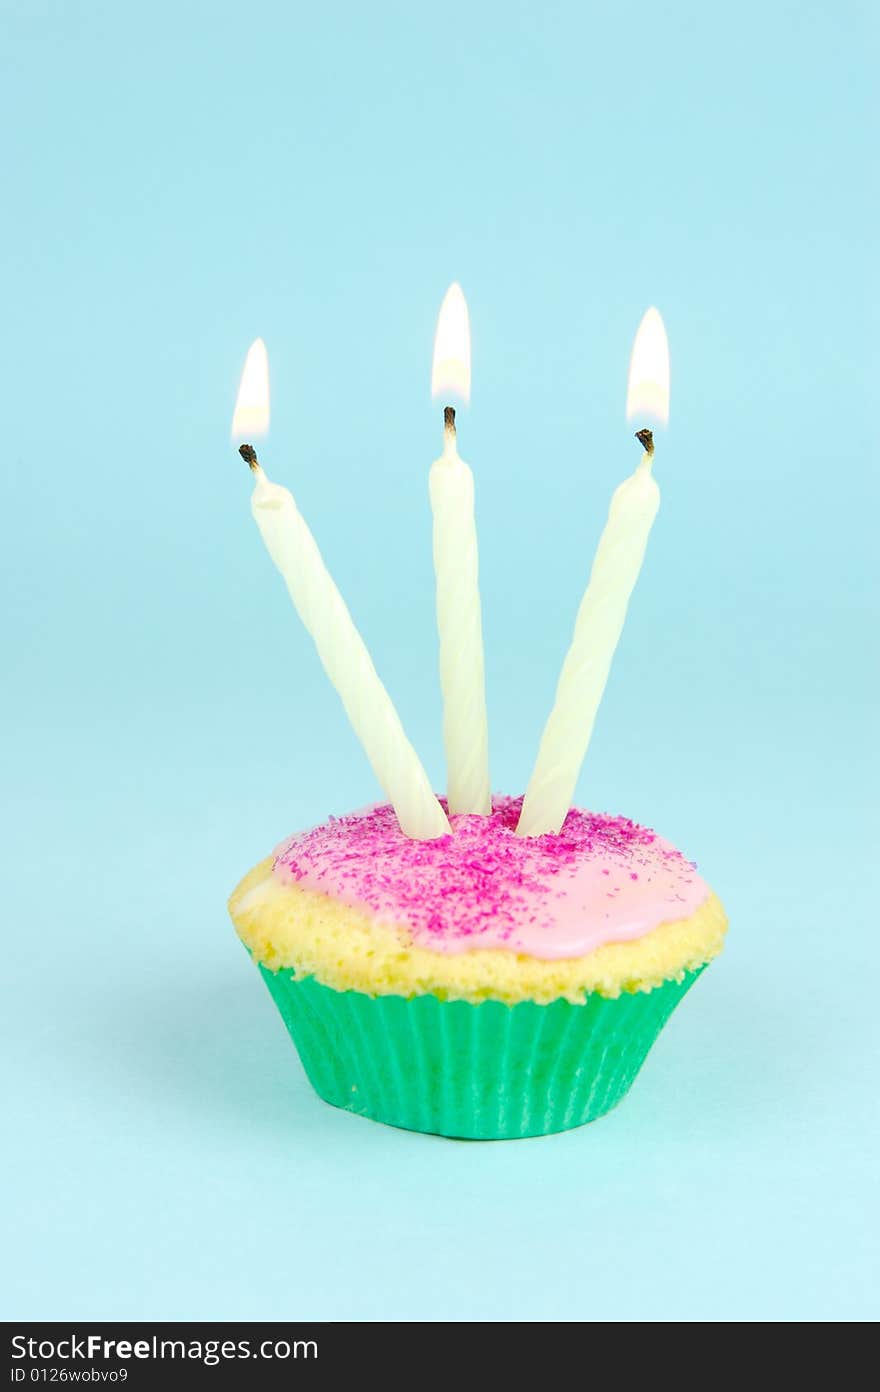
[229,794,726,1139]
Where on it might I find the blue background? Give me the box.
[3,0,877,1322]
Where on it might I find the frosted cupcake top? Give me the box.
[272,795,710,960]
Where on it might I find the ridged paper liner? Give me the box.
[258,964,706,1139]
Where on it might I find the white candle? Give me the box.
[517,444,659,836]
[517,308,670,838]
[231,338,448,839]
[429,284,491,815]
[246,449,450,840]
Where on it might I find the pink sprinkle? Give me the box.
[271,794,709,960]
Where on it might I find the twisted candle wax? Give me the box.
[244,447,450,841]
[517,431,660,838]
[429,407,491,815]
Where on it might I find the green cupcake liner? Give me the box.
[256,963,706,1139]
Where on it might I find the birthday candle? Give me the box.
[429,283,491,815]
[517,309,669,837]
[233,342,450,840]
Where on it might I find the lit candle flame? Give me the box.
[626,308,670,426]
[431,282,471,404]
[231,338,270,439]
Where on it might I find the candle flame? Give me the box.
[231,338,270,439]
[431,282,471,404]
[626,307,670,425]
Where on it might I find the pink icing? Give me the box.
[271,795,711,960]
